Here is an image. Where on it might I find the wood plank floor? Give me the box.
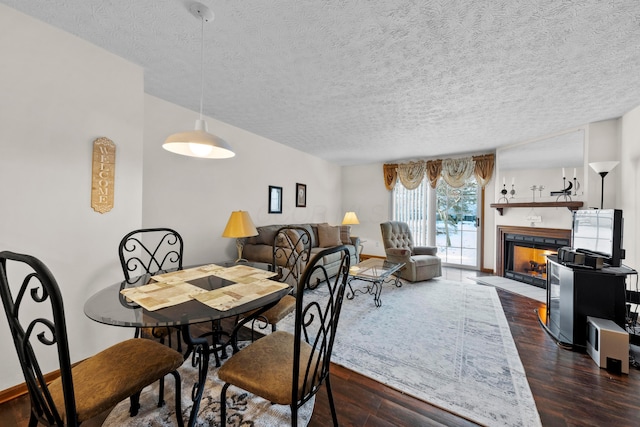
[2,267,639,426]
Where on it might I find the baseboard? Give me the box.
[360,254,385,260]
[0,370,62,404]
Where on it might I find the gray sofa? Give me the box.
[243,223,359,287]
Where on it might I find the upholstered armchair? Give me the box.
[380,221,442,282]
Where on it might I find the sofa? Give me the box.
[242,223,360,287]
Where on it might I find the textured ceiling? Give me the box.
[3,0,640,165]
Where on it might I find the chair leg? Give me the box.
[129,391,141,416]
[325,376,339,426]
[157,377,165,407]
[28,412,38,427]
[220,382,231,427]
[291,404,298,427]
[169,370,184,427]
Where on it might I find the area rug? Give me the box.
[102,345,314,426]
[279,278,542,427]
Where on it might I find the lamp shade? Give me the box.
[222,211,258,238]
[164,119,235,159]
[588,161,619,174]
[342,211,360,225]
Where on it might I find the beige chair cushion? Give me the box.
[218,330,318,405]
[317,224,341,247]
[48,338,183,423]
[262,294,296,323]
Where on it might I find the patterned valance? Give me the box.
[397,161,426,190]
[383,153,494,190]
[383,163,398,190]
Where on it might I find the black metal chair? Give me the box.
[118,227,184,282]
[118,227,183,343]
[245,226,313,339]
[218,245,351,426]
[0,250,184,427]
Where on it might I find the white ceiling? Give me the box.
[3,0,640,165]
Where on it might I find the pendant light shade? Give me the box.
[163,119,235,159]
[163,2,235,159]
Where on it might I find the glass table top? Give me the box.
[348,258,404,281]
[84,265,290,329]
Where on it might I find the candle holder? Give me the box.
[498,183,509,203]
[530,185,544,202]
[509,184,516,199]
[551,177,573,201]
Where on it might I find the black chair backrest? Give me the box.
[292,245,350,407]
[0,251,76,426]
[118,228,183,281]
[272,226,312,288]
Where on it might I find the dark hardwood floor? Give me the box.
[2,267,639,426]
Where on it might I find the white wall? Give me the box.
[0,5,343,392]
[620,104,640,271]
[341,163,390,257]
[586,119,622,209]
[142,95,343,265]
[0,5,143,390]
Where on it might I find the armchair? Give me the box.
[380,221,442,282]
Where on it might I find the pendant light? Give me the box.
[163,2,235,159]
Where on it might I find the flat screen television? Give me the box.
[572,209,624,267]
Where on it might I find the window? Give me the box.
[392,176,480,267]
[392,179,428,246]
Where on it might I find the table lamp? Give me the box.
[342,211,360,226]
[589,161,619,209]
[342,212,360,237]
[222,210,259,263]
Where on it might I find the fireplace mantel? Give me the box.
[490,201,583,215]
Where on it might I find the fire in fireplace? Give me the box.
[497,226,571,289]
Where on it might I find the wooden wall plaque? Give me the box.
[91,137,116,213]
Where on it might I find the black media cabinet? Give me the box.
[545,255,636,348]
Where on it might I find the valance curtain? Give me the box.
[442,157,475,188]
[397,161,426,190]
[383,163,398,191]
[426,160,442,189]
[383,153,494,190]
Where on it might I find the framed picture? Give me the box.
[296,183,307,207]
[268,186,282,214]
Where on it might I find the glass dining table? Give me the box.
[84,263,290,427]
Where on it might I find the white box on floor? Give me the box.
[586,316,629,374]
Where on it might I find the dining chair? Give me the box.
[244,226,312,339]
[218,245,351,426]
[118,227,183,345]
[0,250,185,427]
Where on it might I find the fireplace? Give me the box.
[496,226,571,289]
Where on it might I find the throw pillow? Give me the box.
[339,225,351,245]
[317,224,341,247]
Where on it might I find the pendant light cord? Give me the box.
[199,14,204,121]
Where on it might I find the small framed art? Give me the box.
[269,185,283,214]
[296,183,307,207]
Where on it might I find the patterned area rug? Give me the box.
[103,344,314,426]
[279,277,542,427]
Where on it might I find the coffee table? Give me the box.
[346,258,405,307]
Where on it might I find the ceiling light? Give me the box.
[162,2,235,159]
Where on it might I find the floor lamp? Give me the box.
[589,161,619,209]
